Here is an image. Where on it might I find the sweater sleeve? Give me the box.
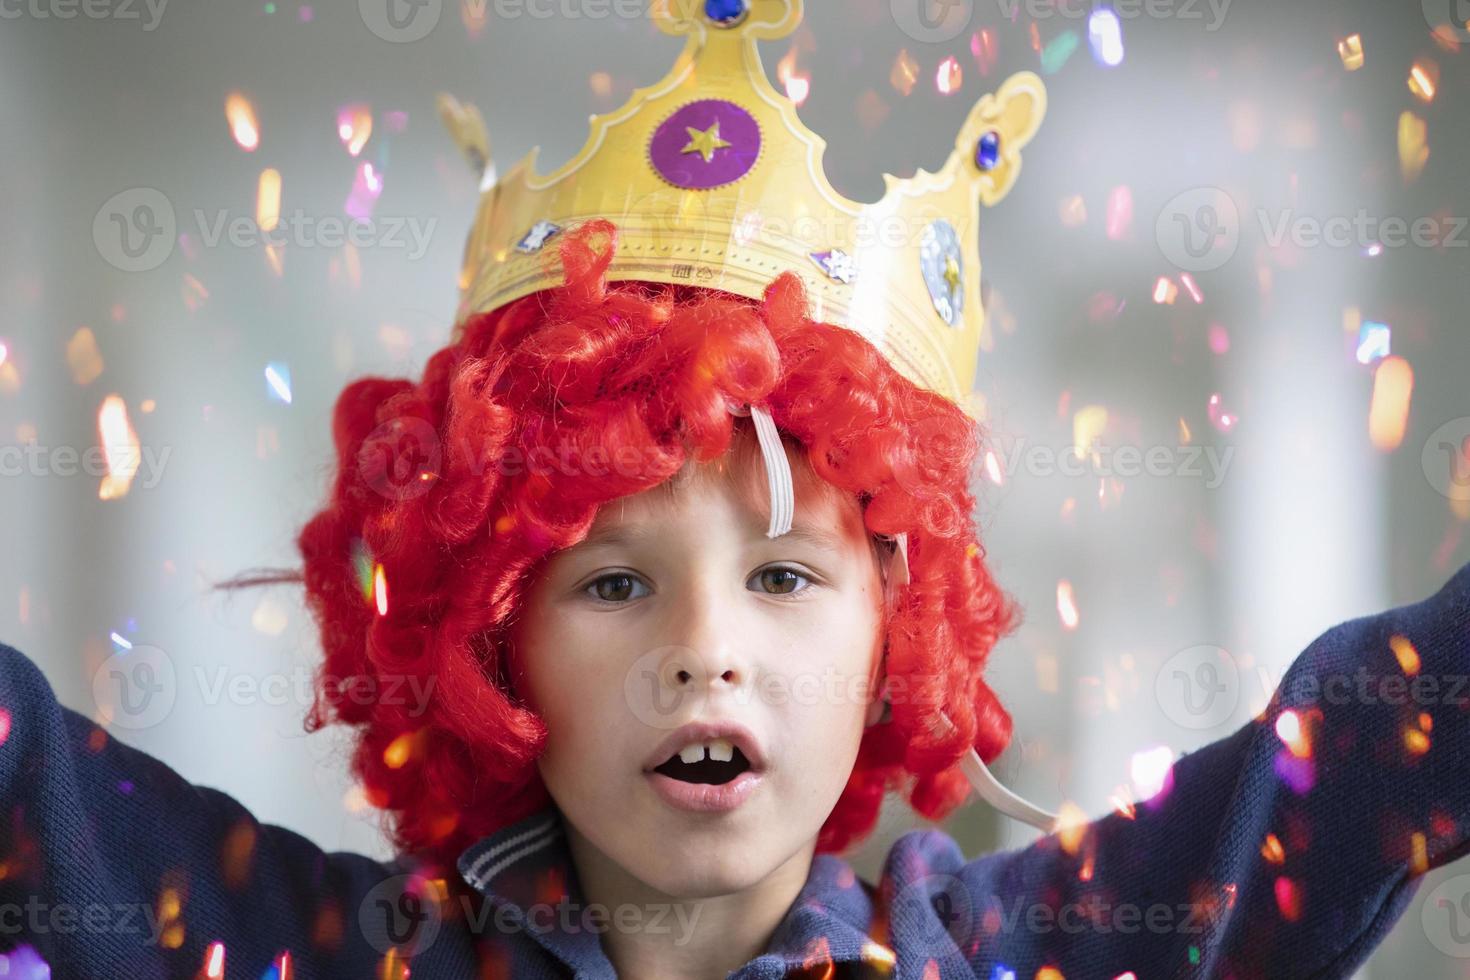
[0,642,479,979]
[880,559,1470,980]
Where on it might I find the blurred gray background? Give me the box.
[2,0,1469,974]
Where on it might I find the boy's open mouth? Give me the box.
[652,745,752,785]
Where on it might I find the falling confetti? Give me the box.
[1355,321,1391,364]
[970,29,997,76]
[1368,355,1413,451]
[374,562,389,616]
[1390,634,1421,674]
[265,362,292,404]
[256,168,282,232]
[1207,392,1237,433]
[1274,876,1302,922]
[890,49,918,96]
[1104,186,1132,240]
[1408,59,1439,103]
[336,104,374,157]
[66,327,105,385]
[1130,746,1175,801]
[1088,9,1124,67]
[1056,579,1080,630]
[935,55,963,95]
[97,394,141,500]
[225,91,260,151]
[344,161,384,222]
[778,48,810,105]
[1040,30,1081,75]
[1398,111,1429,183]
[1336,34,1364,71]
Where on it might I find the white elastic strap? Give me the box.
[928,707,1059,833]
[728,402,794,538]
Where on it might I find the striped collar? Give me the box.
[455,804,897,978]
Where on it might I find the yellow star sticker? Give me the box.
[943,254,961,293]
[681,121,732,163]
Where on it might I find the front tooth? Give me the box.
[678,743,706,764]
[707,738,734,763]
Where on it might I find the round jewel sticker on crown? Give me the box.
[437,0,1046,411]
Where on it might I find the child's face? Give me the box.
[510,446,887,900]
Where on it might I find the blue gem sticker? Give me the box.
[975,130,1001,172]
[705,0,749,26]
[919,220,964,326]
[515,219,561,253]
[809,248,856,284]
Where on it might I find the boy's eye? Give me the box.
[751,565,812,596]
[581,566,815,604]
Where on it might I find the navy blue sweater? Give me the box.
[2,559,1468,978]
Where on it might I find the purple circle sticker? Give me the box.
[648,99,760,190]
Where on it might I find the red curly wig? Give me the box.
[295,217,1021,878]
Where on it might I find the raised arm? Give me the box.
[882,560,1470,979]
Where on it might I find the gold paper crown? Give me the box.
[440,0,1046,409]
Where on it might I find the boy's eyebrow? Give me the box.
[571,517,851,555]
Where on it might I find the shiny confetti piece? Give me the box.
[1055,801,1088,855]
[989,968,1016,980]
[778,48,809,105]
[1104,185,1132,240]
[1398,111,1429,183]
[936,55,963,94]
[1409,59,1439,103]
[352,537,375,602]
[0,707,10,747]
[970,28,998,76]
[1088,9,1124,67]
[1274,876,1302,922]
[0,338,8,367]
[1353,317,1389,361]
[97,394,141,501]
[1040,30,1080,74]
[251,595,289,636]
[222,820,258,890]
[201,940,226,978]
[1073,404,1107,460]
[1368,355,1413,451]
[1058,194,1087,227]
[983,449,1003,485]
[1056,579,1080,630]
[344,161,383,222]
[1275,709,1311,758]
[1342,305,1362,334]
[336,103,373,157]
[66,326,104,385]
[890,48,919,96]
[1273,747,1315,793]
[1153,276,1178,304]
[265,361,292,404]
[1180,271,1203,304]
[110,631,132,650]
[1207,392,1237,433]
[460,0,487,38]
[1261,832,1285,864]
[383,730,422,769]
[1391,635,1422,674]
[1411,832,1429,875]
[589,71,613,100]
[1336,34,1364,71]
[225,92,260,151]
[0,945,50,979]
[1130,745,1174,801]
[374,562,389,616]
[182,273,210,313]
[256,168,282,232]
[1036,967,1065,980]
[1405,726,1430,756]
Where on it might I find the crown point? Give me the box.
[704,0,749,25]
